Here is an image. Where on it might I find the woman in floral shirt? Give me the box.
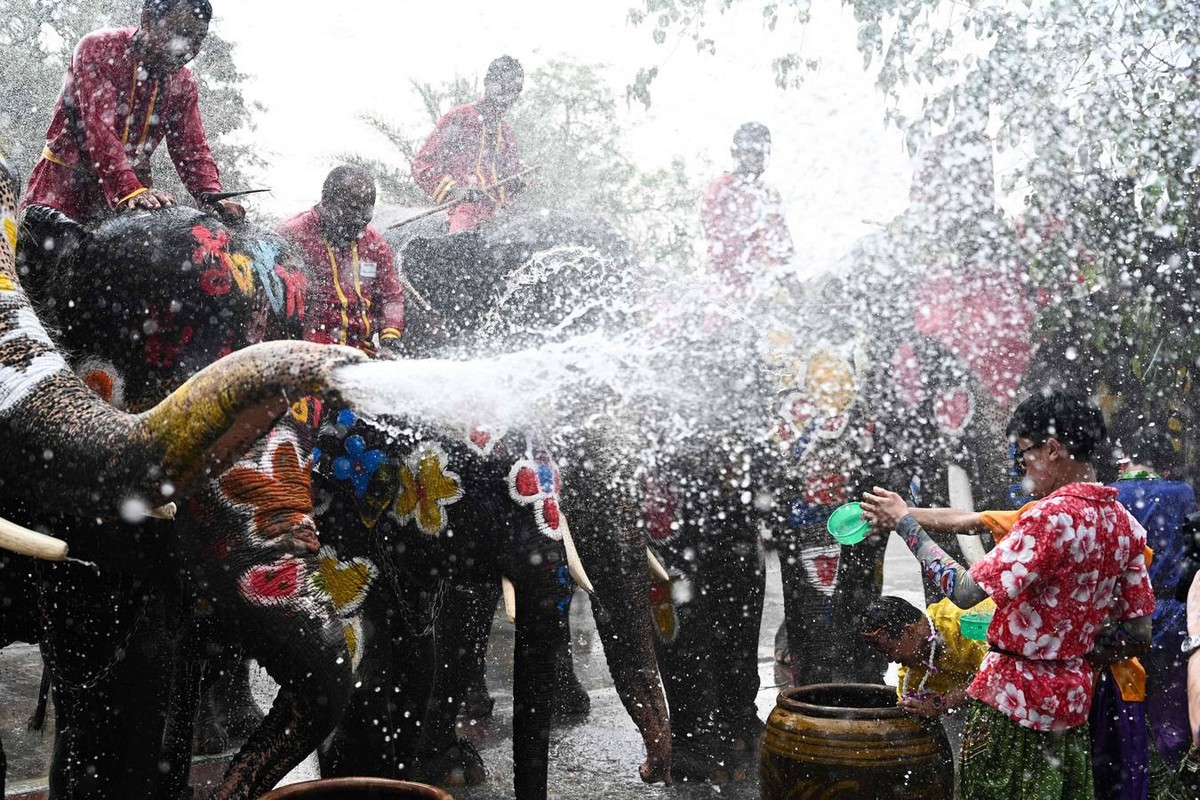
[862,391,1156,799]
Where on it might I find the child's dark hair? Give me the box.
[1006,390,1106,463]
[859,595,923,639]
[144,0,213,22]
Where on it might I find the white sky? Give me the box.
[212,1,917,274]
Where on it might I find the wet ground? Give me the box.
[1,537,926,799]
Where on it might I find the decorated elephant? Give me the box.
[304,212,671,796]
[7,192,374,800]
[608,247,1012,781]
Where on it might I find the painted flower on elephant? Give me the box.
[507,449,564,540]
[333,435,387,499]
[75,357,126,409]
[219,432,318,553]
[933,386,975,437]
[642,477,679,542]
[393,444,464,536]
[142,304,194,370]
[313,546,377,618]
[192,225,256,299]
[275,264,307,319]
[465,423,507,458]
[238,555,306,606]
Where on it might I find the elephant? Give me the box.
[7,192,370,800]
[601,253,1013,780]
[304,211,672,797]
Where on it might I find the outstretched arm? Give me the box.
[862,488,989,608]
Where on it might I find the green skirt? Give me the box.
[959,700,1093,800]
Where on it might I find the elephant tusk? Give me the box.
[502,577,517,623]
[0,515,68,561]
[560,517,596,596]
[147,502,177,520]
[647,548,670,583]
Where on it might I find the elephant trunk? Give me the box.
[4,340,364,515]
[563,440,672,784]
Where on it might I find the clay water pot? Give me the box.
[760,683,953,800]
[257,777,454,799]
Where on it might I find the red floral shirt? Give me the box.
[967,483,1155,731]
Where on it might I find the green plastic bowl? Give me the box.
[826,502,869,545]
[960,612,993,642]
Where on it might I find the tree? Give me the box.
[346,59,702,273]
[632,0,1200,466]
[0,0,262,193]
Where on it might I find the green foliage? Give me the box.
[630,0,1200,435]
[0,0,260,193]
[345,60,702,272]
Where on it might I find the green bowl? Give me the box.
[826,502,869,545]
[960,612,993,641]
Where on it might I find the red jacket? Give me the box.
[22,28,222,222]
[700,172,795,296]
[412,101,522,232]
[277,209,404,355]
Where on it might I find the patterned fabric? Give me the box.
[700,171,794,297]
[896,597,992,700]
[967,483,1157,731]
[22,28,221,221]
[960,700,1093,799]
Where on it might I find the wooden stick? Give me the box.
[386,167,539,230]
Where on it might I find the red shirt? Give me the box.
[967,483,1156,731]
[22,28,222,222]
[700,172,795,296]
[277,209,404,354]
[412,101,522,233]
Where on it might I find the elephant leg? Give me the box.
[512,566,570,800]
[321,582,437,780]
[194,642,264,755]
[709,520,766,758]
[157,611,205,800]
[776,524,842,685]
[209,603,353,800]
[825,533,889,684]
[414,579,496,786]
[654,545,725,781]
[39,563,176,800]
[554,597,590,718]
[458,579,502,721]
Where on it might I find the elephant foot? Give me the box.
[415,739,487,788]
[192,713,230,756]
[552,677,591,720]
[639,752,672,784]
[669,741,747,784]
[460,681,495,720]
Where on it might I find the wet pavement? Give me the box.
[1,538,926,798]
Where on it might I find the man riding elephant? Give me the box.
[412,55,528,233]
[20,0,245,294]
[279,165,406,357]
